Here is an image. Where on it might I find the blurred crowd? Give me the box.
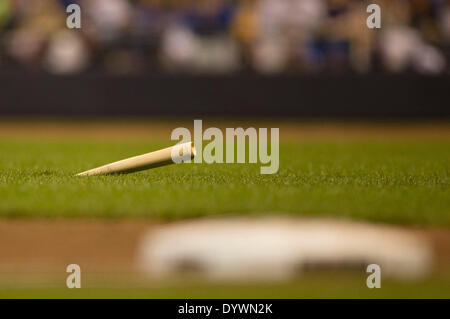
[0,0,449,75]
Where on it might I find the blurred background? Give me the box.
[0,0,449,117]
[0,0,449,75]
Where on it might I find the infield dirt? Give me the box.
[1,119,450,141]
[0,219,449,276]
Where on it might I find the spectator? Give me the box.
[0,0,448,75]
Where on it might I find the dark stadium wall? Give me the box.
[0,74,448,118]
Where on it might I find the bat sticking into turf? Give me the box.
[76,142,196,176]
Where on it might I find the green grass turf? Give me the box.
[0,138,449,225]
[1,273,449,298]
